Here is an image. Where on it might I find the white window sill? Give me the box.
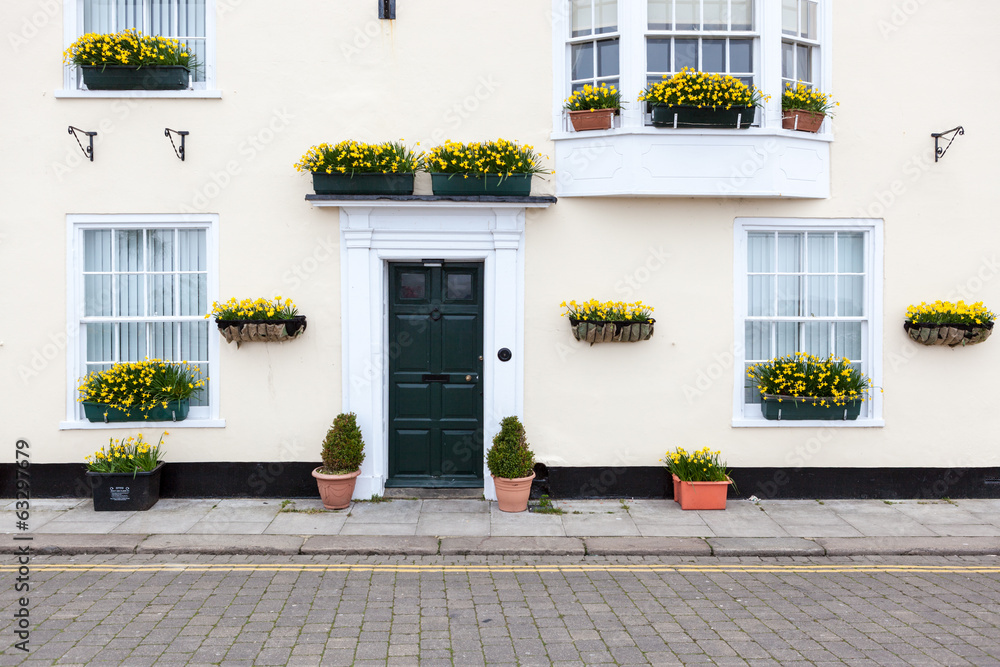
[732,418,884,428]
[59,418,226,430]
[55,89,222,99]
[552,125,831,198]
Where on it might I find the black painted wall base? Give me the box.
[4,462,1000,500]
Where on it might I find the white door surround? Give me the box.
[309,200,553,500]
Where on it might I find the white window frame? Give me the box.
[62,214,223,429]
[732,218,883,427]
[57,0,221,99]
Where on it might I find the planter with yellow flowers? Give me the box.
[295,141,423,195]
[747,353,871,421]
[781,81,837,133]
[86,433,167,511]
[904,300,995,347]
[209,297,306,347]
[663,447,733,510]
[564,84,622,132]
[78,361,206,423]
[64,29,197,91]
[639,68,767,129]
[561,300,655,345]
[427,139,549,196]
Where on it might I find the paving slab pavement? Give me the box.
[5,496,1000,557]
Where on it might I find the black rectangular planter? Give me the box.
[81,65,190,91]
[651,104,755,128]
[311,172,415,195]
[430,173,532,196]
[82,399,190,423]
[760,396,862,421]
[87,463,164,511]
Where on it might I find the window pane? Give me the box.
[802,0,818,39]
[178,230,207,271]
[748,276,774,316]
[148,273,175,316]
[571,0,592,37]
[703,39,725,72]
[119,322,147,361]
[807,276,834,316]
[777,276,802,317]
[796,44,812,83]
[781,41,794,80]
[446,274,474,301]
[595,0,617,33]
[730,39,752,73]
[747,232,774,272]
[838,233,865,273]
[703,0,726,30]
[180,321,209,362]
[86,323,114,363]
[151,322,178,360]
[84,0,113,32]
[399,272,426,300]
[117,274,145,317]
[835,322,862,360]
[804,322,830,357]
[807,233,834,272]
[647,38,671,72]
[179,274,207,316]
[776,233,802,272]
[838,276,864,316]
[676,38,698,70]
[776,322,798,356]
[676,0,698,30]
[731,0,753,30]
[648,0,671,29]
[84,230,112,271]
[85,275,112,316]
[571,42,595,81]
[745,322,770,361]
[147,229,174,272]
[782,0,797,35]
[116,229,143,272]
[597,38,619,76]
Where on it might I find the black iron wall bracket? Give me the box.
[379,0,395,19]
[931,126,964,162]
[164,128,189,161]
[68,126,96,161]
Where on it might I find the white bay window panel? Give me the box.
[67,215,220,427]
[569,0,621,91]
[734,219,883,426]
[781,0,819,88]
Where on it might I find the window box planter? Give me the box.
[87,462,164,511]
[430,173,532,197]
[903,321,993,347]
[81,65,190,91]
[311,172,414,196]
[82,399,190,423]
[569,317,654,344]
[760,395,862,421]
[782,109,825,133]
[568,109,616,132]
[677,478,730,510]
[216,316,308,347]
[651,104,755,129]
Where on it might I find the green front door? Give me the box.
[387,262,484,487]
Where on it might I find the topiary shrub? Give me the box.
[486,416,535,479]
[320,413,365,474]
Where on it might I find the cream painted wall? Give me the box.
[1,1,997,471]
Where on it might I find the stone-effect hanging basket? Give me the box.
[569,317,654,345]
[216,316,307,348]
[903,321,993,347]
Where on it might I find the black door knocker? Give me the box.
[429,307,442,321]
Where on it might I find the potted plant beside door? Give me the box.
[312,413,366,510]
[487,416,536,512]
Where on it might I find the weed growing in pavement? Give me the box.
[619,499,631,511]
[278,500,326,514]
[531,494,565,515]
[356,494,391,503]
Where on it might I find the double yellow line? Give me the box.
[4,563,999,574]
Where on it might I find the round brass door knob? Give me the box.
[465,375,472,381]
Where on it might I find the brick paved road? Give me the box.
[2,555,999,666]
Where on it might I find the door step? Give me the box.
[384,487,484,500]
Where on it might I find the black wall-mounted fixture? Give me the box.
[497,348,512,362]
[931,126,964,162]
[165,128,189,161]
[379,0,395,19]
[68,126,96,162]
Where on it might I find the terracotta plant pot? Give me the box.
[782,109,825,132]
[678,479,731,510]
[568,108,615,131]
[672,473,681,504]
[311,468,361,510]
[493,472,535,512]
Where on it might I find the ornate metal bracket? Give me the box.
[164,128,189,161]
[67,126,96,162]
[379,0,395,19]
[931,126,964,162]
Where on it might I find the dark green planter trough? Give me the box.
[430,173,532,196]
[83,399,190,423]
[760,395,862,421]
[81,65,190,91]
[311,172,415,195]
[651,104,756,128]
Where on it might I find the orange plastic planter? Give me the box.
[678,479,730,510]
[672,474,681,504]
